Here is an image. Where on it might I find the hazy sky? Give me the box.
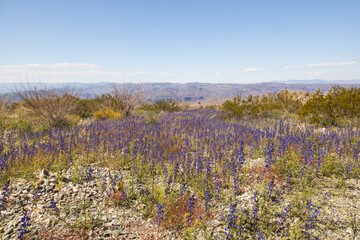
[0,0,359,83]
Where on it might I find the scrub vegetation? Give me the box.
[0,85,359,239]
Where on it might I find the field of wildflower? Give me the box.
[0,108,360,239]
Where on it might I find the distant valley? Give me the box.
[1,80,360,104]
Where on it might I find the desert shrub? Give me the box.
[222,95,247,118]
[275,90,303,113]
[98,84,143,117]
[140,99,181,112]
[73,98,101,118]
[222,91,302,119]
[154,99,181,112]
[0,96,10,128]
[0,96,8,131]
[16,85,79,128]
[298,86,360,126]
[205,104,221,110]
[13,115,33,132]
[0,95,9,114]
[94,108,122,120]
[138,103,155,112]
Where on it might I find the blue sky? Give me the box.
[0,0,359,83]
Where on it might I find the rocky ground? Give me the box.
[0,163,359,240]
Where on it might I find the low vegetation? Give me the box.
[139,99,182,112]
[0,85,359,239]
[298,86,360,126]
[222,90,303,119]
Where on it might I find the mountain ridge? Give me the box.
[1,80,360,103]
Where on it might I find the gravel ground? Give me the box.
[1,164,359,239]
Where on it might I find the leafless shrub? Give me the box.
[15,84,79,127]
[0,95,9,114]
[100,84,144,117]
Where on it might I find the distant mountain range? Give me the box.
[1,80,360,104]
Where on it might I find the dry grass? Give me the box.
[159,194,214,232]
[108,191,127,206]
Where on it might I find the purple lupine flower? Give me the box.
[206,158,212,178]
[180,172,186,195]
[224,204,237,239]
[316,148,324,173]
[353,141,359,162]
[308,207,320,229]
[327,141,332,152]
[278,204,291,228]
[299,160,307,179]
[50,199,59,213]
[32,187,40,207]
[279,137,287,157]
[266,177,275,198]
[109,172,117,193]
[197,156,203,175]
[256,229,266,240]
[18,210,31,240]
[121,191,127,201]
[173,162,179,182]
[251,192,259,226]
[306,201,313,213]
[205,186,212,210]
[187,195,195,226]
[68,154,73,164]
[156,203,164,226]
[264,143,275,170]
[227,205,237,228]
[275,190,282,203]
[0,180,10,216]
[233,174,239,195]
[102,176,109,196]
[304,204,321,237]
[86,166,93,182]
[224,228,232,239]
[345,163,352,179]
[204,179,212,211]
[0,154,8,172]
[213,175,222,201]
[164,175,172,196]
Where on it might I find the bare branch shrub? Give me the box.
[15,84,79,127]
[100,84,144,117]
[0,95,9,115]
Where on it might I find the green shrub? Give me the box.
[139,103,156,112]
[154,99,181,112]
[140,99,181,112]
[298,86,360,126]
[276,90,303,113]
[222,91,302,119]
[205,104,220,110]
[73,98,101,118]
